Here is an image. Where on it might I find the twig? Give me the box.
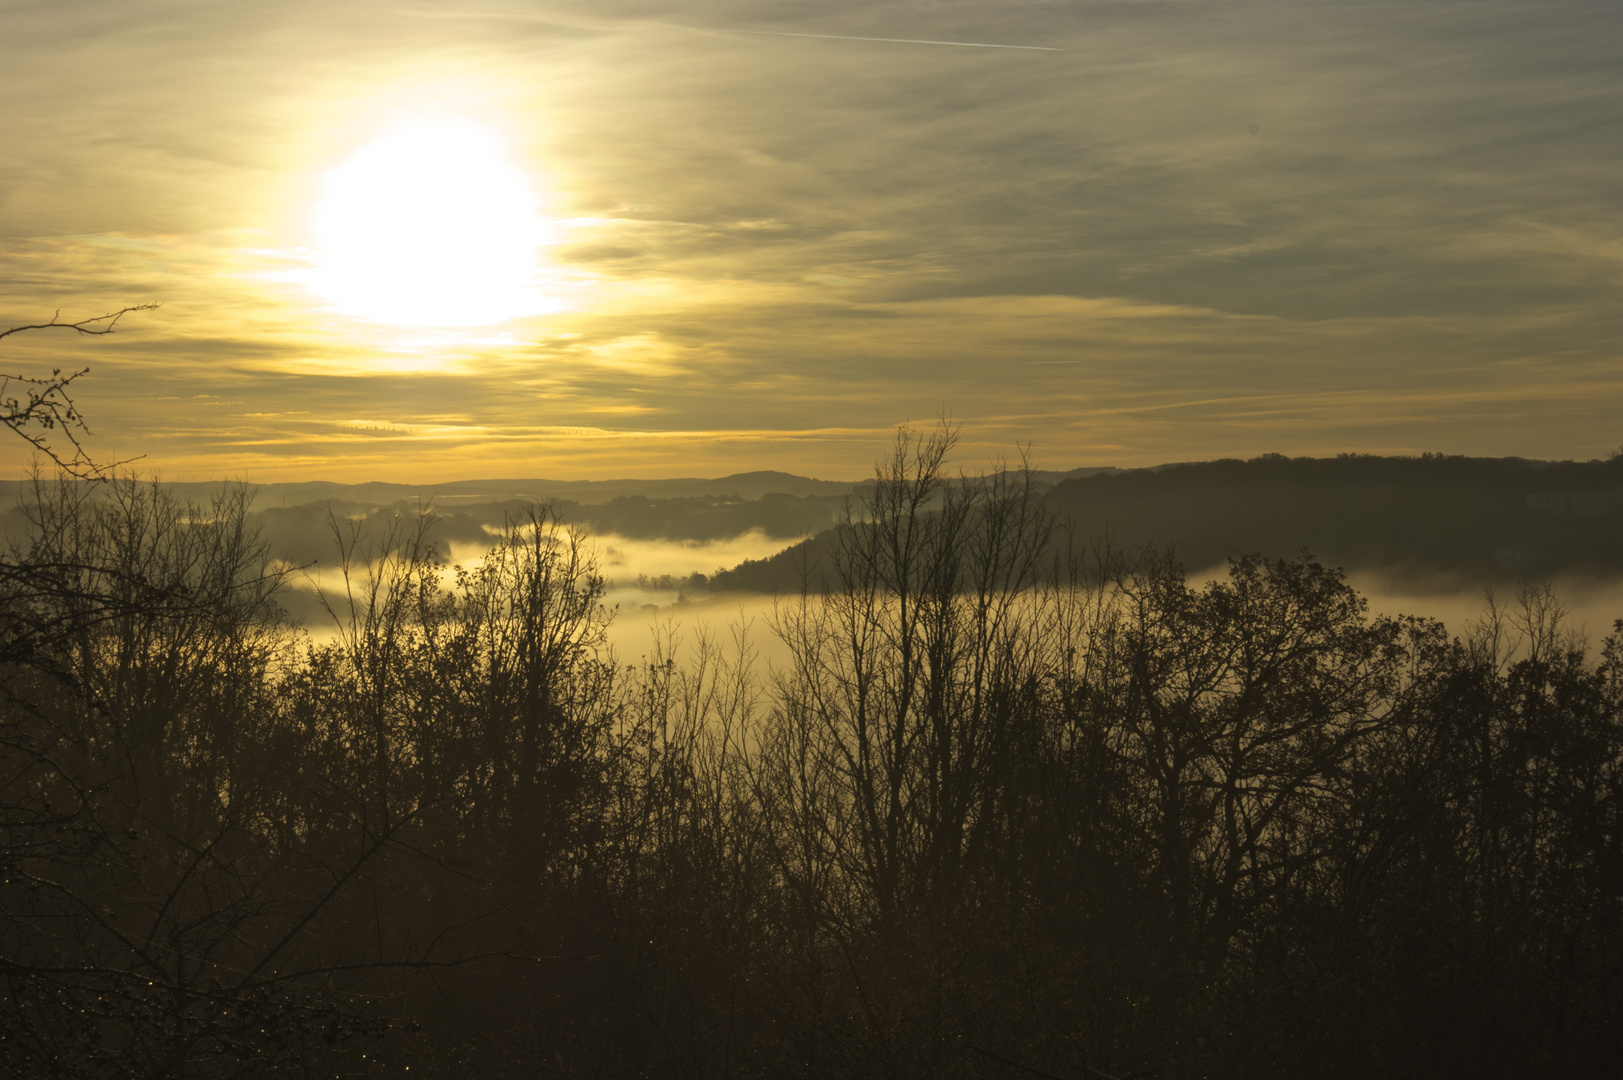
[0,305,159,477]
[0,304,160,342]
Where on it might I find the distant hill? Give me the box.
[0,467,1124,570]
[711,454,1623,593]
[1046,453,1623,578]
[20,455,1612,592]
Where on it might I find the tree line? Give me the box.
[2,421,1620,1078]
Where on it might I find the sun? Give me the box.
[310,117,551,327]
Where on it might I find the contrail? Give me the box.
[724,29,1062,51]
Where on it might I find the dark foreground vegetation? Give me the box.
[3,424,1621,1079]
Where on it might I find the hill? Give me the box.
[712,454,1623,592]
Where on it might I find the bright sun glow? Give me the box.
[311,117,551,327]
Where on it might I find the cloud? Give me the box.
[571,332,694,376]
[2,0,1621,480]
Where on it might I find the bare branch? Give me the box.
[0,304,158,477]
[0,303,160,343]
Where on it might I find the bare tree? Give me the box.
[0,307,437,1078]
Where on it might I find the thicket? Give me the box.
[3,425,1621,1079]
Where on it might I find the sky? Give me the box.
[1,0,1620,482]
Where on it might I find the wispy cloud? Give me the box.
[2,0,1621,479]
[700,28,1061,51]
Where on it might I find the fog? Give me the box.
[590,530,793,672]
[274,521,1623,668]
[1183,565,1623,656]
[614,552,1623,683]
[277,528,797,664]
[1351,571,1623,649]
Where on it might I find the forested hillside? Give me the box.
[715,451,1623,592]
[4,429,1620,1078]
[1046,453,1623,576]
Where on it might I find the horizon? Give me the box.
[0,449,1615,490]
